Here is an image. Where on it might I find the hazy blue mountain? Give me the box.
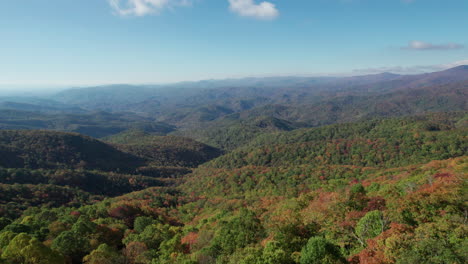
[0,66,466,146]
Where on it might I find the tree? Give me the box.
[347,183,368,211]
[210,209,265,256]
[300,237,345,264]
[396,238,464,264]
[123,223,172,249]
[3,223,30,234]
[71,216,97,236]
[157,233,186,262]
[1,233,65,264]
[0,231,17,249]
[133,216,156,233]
[21,238,66,264]
[124,241,150,264]
[1,233,31,263]
[262,241,291,264]
[355,210,387,244]
[227,246,263,264]
[393,218,466,264]
[51,231,90,263]
[83,244,124,264]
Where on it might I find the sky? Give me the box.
[0,0,467,89]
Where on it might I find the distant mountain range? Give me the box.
[0,66,467,148]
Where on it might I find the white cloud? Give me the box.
[108,0,191,16]
[108,0,279,19]
[402,40,464,51]
[228,0,279,20]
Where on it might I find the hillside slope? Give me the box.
[0,130,144,171]
[205,112,467,169]
[105,130,223,167]
[0,114,465,264]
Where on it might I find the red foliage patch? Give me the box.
[364,197,386,212]
[181,232,199,252]
[70,211,81,216]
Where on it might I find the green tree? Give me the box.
[227,246,263,264]
[210,209,265,256]
[127,223,169,249]
[355,210,387,244]
[1,233,31,263]
[83,244,124,264]
[396,239,464,264]
[300,237,345,264]
[21,238,65,264]
[0,231,17,249]
[134,216,156,233]
[1,233,64,264]
[3,223,30,234]
[262,241,291,264]
[347,183,368,210]
[71,216,97,236]
[51,231,90,263]
[157,233,185,262]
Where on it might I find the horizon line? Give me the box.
[0,63,467,91]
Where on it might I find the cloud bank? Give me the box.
[402,41,464,51]
[228,0,279,20]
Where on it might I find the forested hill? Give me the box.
[0,130,144,171]
[105,130,223,167]
[0,109,175,138]
[0,130,222,220]
[206,112,467,169]
[0,113,465,264]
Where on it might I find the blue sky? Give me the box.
[0,0,467,88]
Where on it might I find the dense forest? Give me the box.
[0,66,467,263]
